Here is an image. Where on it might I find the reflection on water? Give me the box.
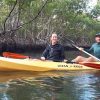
[0,51,100,100]
[72,74,100,100]
[0,71,100,100]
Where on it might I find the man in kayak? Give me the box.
[41,33,66,62]
[73,33,100,63]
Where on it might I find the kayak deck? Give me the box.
[0,57,99,72]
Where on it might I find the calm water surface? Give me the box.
[0,51,100,100]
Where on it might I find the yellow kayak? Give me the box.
[0,56,99,72]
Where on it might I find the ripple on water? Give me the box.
[0,70,100,100]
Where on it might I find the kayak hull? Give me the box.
[0,57,99,72]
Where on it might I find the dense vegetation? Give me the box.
[0,0,100,51]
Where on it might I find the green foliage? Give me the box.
[4,0,16,5]
[0,0,100,45]
[91,3,100,18]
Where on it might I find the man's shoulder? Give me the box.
[92,43,98,47]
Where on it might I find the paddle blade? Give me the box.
[3,52,29,59]
[82,62,100,69]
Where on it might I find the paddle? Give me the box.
[3,52,29,59]
[66,38,100,62]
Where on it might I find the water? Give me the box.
[0,51,100,100]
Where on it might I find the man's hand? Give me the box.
[79,47,84,51]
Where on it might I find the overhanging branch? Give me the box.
[3,0,18,33]
[1,0,49,35]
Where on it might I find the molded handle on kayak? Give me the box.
[3,52,29,59]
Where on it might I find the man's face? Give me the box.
[95,36,100,43]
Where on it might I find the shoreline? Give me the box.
[0,43,90,55]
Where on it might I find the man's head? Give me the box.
[50,33,58,45]
[95,33,100,43]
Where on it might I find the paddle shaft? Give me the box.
[66,38,100,61]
